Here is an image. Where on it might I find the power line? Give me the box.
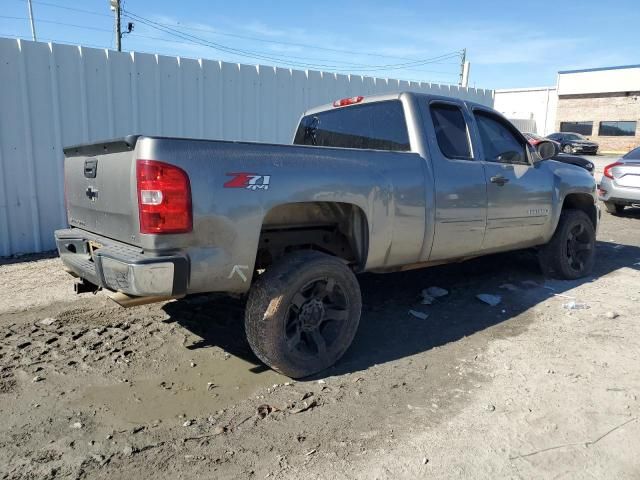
[21,0,458,65]
[1,4,462,82]
[11,0,112,18]
[122,15,458,65]
[0,30,459,84]
[123,9,462,73]
[6,0,461,77]
[124,32,457,76]
[0,15,112,33]
[0,14,457,77]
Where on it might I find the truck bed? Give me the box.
[60,134,428,295]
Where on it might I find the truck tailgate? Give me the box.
[64,138,139,245]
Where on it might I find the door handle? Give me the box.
[490,175,509,186]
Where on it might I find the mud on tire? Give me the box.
[539,209,596,280]
[245,251,361,378]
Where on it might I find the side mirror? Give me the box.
[536,140,558,160]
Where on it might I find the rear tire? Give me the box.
[562,144,573,154]
[539,209,596,280]
[245,251,361,378]
[604,201,625,214]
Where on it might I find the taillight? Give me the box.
[603,162,622,179]
[333,95,364,107]
[528,138,541,146]
[136,160,192,234]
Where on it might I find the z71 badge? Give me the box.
[224,172,271,191]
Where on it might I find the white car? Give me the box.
[599,146,640,214]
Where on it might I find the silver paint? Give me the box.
[58,92,598,295]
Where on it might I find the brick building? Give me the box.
[556,65,640,153]
[495,64,640,154]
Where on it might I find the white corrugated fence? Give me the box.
[0,37,494,256]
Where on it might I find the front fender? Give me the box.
[544,161,598,242]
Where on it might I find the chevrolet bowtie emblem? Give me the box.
[85,186,99,201]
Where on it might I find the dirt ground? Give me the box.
[1,207,639,480]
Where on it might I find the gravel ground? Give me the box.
[1,206,639,479]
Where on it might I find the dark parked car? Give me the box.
[523,132,595,175]
[546,132,599,155]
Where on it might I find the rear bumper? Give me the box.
[572,146,598,154]
[55,228,189,297]
[598,177,640,204]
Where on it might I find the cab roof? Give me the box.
[302,91,492,117]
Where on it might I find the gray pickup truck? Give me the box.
[55,92,599,377]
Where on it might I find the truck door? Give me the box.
[471,109,554,251]
[422,101,488,261]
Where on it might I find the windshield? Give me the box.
[564,133,587,140]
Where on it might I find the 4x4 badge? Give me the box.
[224,172,270,191]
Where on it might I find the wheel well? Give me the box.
[256,202,369,271]
[562,193,597,228]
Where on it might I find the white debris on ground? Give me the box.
[476,294,502,306]
[563,300,590,310]
[1,211,639,479]
[420,286,448,304]
[408,310,429,320]
[420,294,435,305]
[425,287,449,298]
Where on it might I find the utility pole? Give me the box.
[27,0,37,41]
[110,0,122,51]
[461,61,470,88]
[458,48,466,87]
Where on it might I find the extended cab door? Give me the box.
[470,108,554,251]
[421,100,488,261]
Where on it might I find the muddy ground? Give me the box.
[1,207,639,479]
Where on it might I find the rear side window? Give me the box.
[293,101,410,151]
[430,103,472,159]
[474,111,527,164]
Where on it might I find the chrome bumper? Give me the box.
[54,228,189,297]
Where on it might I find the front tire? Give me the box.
[245,251,361,378]
[539,209,596,279]
[604,201,625,214]
[562,144,573,154]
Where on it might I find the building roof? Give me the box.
[558,64,640,75]
[495,86,556,93]
[557,64,640,96]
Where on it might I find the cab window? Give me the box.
[430,103,472,159]
[293,100,410,152]
[474,111,527,164]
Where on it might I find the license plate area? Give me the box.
[88,240,103,260]
[618,174,640,189]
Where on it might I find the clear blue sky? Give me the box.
[2,0,638,89]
